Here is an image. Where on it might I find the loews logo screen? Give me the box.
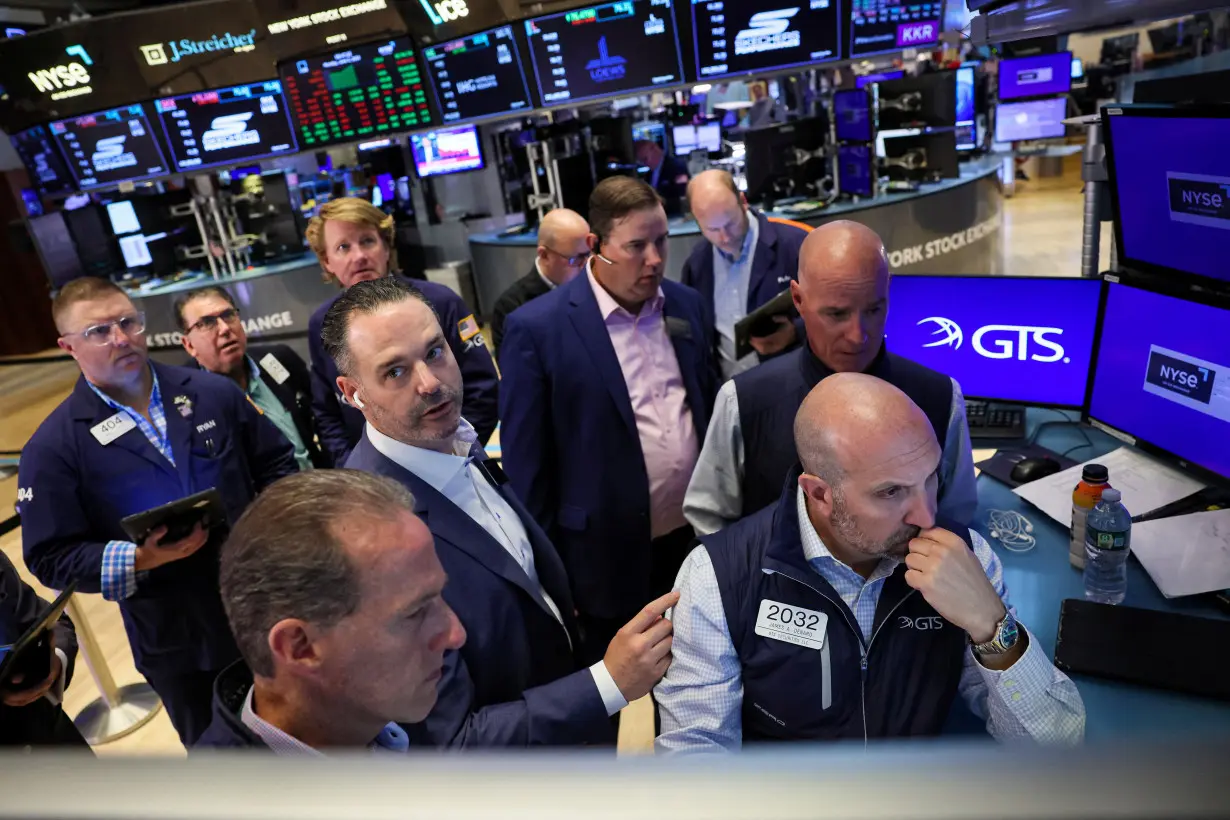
[28,45,93,100]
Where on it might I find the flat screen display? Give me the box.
[672,122,721,153]
[838,143,873,197]
[855,69,902,88]
[524,0,686,106]
[422,25,533,124]
[956,64,976,150]
[848,0,942,58]
[833,89,872,142]
[50,103,170,190]
[106,200,141,235]
[1089,283,1230,481]
[994,97,1066,142]
[885,275,1102,406]
[10,125,73,194]
[279,37,434,148]
[1105,109,1230,289]
[998,51,1073,100]
[154,80,299,172]
[410,123,484,177]
[691,0,840,80]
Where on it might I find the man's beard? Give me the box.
[368,384,462,443]
[829,487,920,560]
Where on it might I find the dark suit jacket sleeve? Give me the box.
[308,312,354,466]
[231,378,299,489]
[412,647,613,747]
[1,550,78,688]
[17,440,109,595]
[268,344,329,468]
[429,288,500,445]
[491,295,512,355]
[496,315,558,537]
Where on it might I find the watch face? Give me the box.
[1000,613,1020,648]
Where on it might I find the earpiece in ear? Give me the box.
[352,391,365,409]
[596,254,615,265]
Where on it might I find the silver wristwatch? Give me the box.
[972,610,1020,656]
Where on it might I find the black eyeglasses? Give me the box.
[186,307,241,335]
[543,246,592,268]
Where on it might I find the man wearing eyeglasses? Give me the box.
[490,209,591,356]
[176,287,325,471]
[16,277,298,746]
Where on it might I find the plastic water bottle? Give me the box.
[1083,488,1131,605]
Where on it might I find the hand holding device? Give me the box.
[749,316,797,357]
[904,528,1006,644]
[604,590,679,702]
[1,633,61,708]
[134,522,209,572]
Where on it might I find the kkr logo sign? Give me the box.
[1146,350,1214,405]
[918,317,1069,363]
[896,20,938,47]
[1168,172,1230,231]
[734,9,801,56]
[202,112,260,152]
[585,36,626,83]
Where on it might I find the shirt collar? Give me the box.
[240,687,409,755]
[245,356,264,395]
[715,210,759,266]
[365,418,480,495]
[794,486,899,578]
[87,363,162,414]
[533,257,558,291]
[586,259,665,321]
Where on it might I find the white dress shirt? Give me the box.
[655,487,1086,753]
[712,214,760,380]
[366,419,628,717]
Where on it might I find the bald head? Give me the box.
[790,221,891,373]
[536,208,591,286]
[689,170,750,256]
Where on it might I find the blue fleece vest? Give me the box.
[733,344,954,517]
[704,471,971,742]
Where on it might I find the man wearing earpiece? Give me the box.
[500,175,720,665]
[656,374,1084,752]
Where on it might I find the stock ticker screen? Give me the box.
[848,0,942,58]
[524,0,686,106]
[691,0,839,80]
[422,26,534,124]
[10,125,74,194]
[50,103,170,190]
[280,37,434,148]
[154,81,299,172]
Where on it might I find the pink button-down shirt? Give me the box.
[588,266,700,538]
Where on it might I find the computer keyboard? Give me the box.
[965,401,1027,440]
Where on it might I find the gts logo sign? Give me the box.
[917,318,1069,363]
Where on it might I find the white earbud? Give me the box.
[352,391,365,409]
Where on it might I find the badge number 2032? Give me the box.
[754,599,828,650]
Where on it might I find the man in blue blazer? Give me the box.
[500,176,719,664]
[304,198,499,465]
[680,170,810,379]
[17,278,297,745]
[321,276,676,746]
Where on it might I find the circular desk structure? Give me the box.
[468,156,1004,317]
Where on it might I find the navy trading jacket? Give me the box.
[308,277,500,465]
[16,363,297,679]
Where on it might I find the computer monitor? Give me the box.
[877,70,957,130]
[153,80,299,173]
[998,51,1073,100]
[673,123,721,154]
[886,275,1102,407]
[837,144,874,198]
[421,25,534,125]
[1086,282,1230,483]
[695,122,721,152]
[106,201,141,236]
[50,103,170,190]
[994,98,1066,143]
[1071,57,1085,80]
[848,0,943,59]
[743,115,830,203]
[410,124,485,178]
[834,89,873,143]
[632,121,666,146]
[1102,104,1230,291]
[955,65,977,151]
[1100,32,1139,64]
[20,188,43,218]
[10,125,73,195]
[856,70,904,89]
[881,131,958,182]
[691,0,839,80]
[27,212,84,288]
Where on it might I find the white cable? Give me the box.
[986,509,1037,554]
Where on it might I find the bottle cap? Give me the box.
[1082,464,1109,482]
[1100,488,1121,503]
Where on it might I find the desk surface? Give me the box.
[979,409,1229,741]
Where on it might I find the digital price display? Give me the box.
[50,103,170,190]
[848,0,941,58]
[410,124,484,177]
[154,81,299,172]
[423,25,533,124]
[10,125,73,194]
[524,0,685,106]
[280,37,434,148]
[691,0,840,80]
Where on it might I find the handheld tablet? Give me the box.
[0,582,76,690]
[734,289,797,359]
[119,488,226,545]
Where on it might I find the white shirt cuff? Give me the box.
[972,624,1055,705]
[43,647,69,707]
[589,661,630,717]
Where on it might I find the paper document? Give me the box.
[1132,509,1230,598]
[1012,446,1206,527]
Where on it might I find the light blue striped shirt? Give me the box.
[241,687,409,755]
[712,213,760,380]
[655,487,1086,753]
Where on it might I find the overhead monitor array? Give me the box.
[691,0,840,81]
[50,103,170,190]
[154,81,299,173]
[422,25,534,124]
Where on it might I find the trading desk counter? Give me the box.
[467,155,1003,317]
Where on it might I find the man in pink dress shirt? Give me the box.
[500,176,719,665]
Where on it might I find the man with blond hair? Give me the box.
[305,197,498,463]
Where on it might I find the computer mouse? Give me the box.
[1011,456,1063,484]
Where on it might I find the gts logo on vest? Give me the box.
[28,45,93,101]
[917,317,1069,364]
[898,616,945,631]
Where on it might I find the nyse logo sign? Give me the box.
[202,112,260,152]
[1146,350,1214,404]
[1167,172,1230,230]
[734,8,801,56]
[419,0,468,24]
[917,317,1069,363]
[28,44,93,100]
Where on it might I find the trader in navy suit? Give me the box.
[324,277,677,746]
[17,278,297,745]
[680,169,809,379]
[305,197,499,465]
[500,176,719,664]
